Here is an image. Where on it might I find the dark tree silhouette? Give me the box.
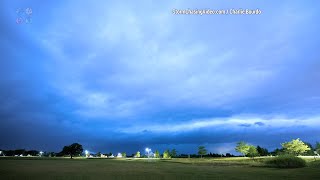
[198,146,207,158]
[170,149,177,158]
[61,143,83,159]
[256,146,269,156]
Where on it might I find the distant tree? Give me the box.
[256,146,269,156]
[302,142,314,156]
[247,145,259,159]
[26,150,39,156]
[48,152,56,157]
[170,149,177,158]
[235,142,250,156]
[121,152,126,158]
[315,142,320,155]
[135,151,140,158]
[154,150,160,158]
[226,153,234,157]
[271,148,285,156]
[4,150,15,156]
[61,146,70,157]
[14,149,26,156]
[198,146,207,158]
[281,138,310,156]
[163,150,171,159]
[96,152,101,157]
[61,143,83,159]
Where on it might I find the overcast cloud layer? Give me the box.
[0,0,320,155]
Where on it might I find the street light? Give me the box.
[85,150,89,157]
[0,151,2,155]
[39,151,43,157]
[145,148,151,158]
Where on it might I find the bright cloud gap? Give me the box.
[120,116,320,133]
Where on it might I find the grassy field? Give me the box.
[0,157,319,180]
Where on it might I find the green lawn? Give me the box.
[0,157,319,180]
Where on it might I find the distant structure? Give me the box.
[101,154,107,158]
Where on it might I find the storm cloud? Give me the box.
[0,0,320,155]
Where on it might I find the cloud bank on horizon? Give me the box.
[0,0,319,154]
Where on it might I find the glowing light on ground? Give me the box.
[85,150,90,157]
[145,148,151,158]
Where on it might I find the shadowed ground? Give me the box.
[0,157,319,180]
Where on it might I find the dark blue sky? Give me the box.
[0,0,320,155]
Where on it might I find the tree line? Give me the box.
[1,138,319,159]
[235,138,320,158]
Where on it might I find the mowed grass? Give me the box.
[0,157,319,180]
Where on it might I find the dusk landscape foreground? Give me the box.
[1,0,320,179]
[0,157,320,180]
